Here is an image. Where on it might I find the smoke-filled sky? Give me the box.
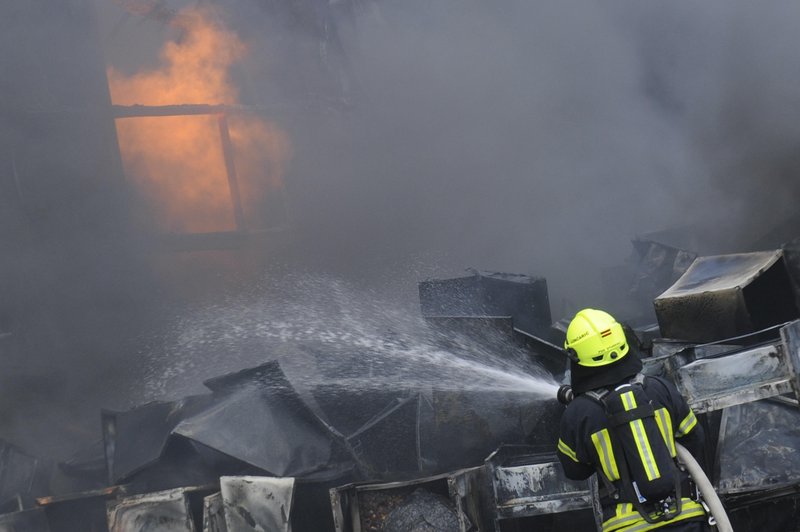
[3,0,800,459]
[88,0,800,299]
[103,0,800,390]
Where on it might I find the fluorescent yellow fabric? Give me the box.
[591,429,620,481]
[602,498,706,532]
[677,410,698,437]
[558,438,579,462]
[621,391,660,481]
[654,408,676,457]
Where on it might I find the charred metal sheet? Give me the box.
[173,384,334,477]
[629,238,697,306]
[650,340,742,360]
[446,466,486,531]
[628,322,662,353]
[311,382,410,439]
[102,394,215,483]
[426,390,549,473]
[673,321,800,413]
[202,359,339,436]
[677,344,789,412]
[784,238,800,307]
[36,485,127,532]
[419,271,552,338]
[105,361,344,487]
[655,250,798,343]
[58,439,107,487]
[0,496,21,516]
[193,361,345,478]
[716,400,800,494]
[203,360,299,395]
[288,476,354,532]
[0,440,51,509]
[0,508,50,532]
[485,446,591,520]
[202,493,226,532]
[345,395,421,476]
[781,319,800,406]
[513,326,569,364]
[107,488,195,532]
[644,341,740,380]
[219,476,294,532]
[723,484,800,532]
[329,468,481,532]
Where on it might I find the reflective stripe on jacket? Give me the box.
[556,375,706,528]
[603,498,706,532]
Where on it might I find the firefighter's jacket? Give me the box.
[557,375,707,532]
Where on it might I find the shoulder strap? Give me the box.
[584,389,609,404]
[607,373,685,524]
[607,403,655,428]
[585,374,645,404]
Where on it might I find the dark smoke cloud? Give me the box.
[96,0,800,299]
[3,0,800,460]
[680,2,800,247]
[271,1,699,302]
[268,0,800,301]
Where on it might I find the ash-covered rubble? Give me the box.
[4,240,800,531]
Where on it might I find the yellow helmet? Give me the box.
[564,308,629,367]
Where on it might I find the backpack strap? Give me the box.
[581,389,620,502]
[585,374,685,524]
[584,389,609,403]
[607,403,655,427]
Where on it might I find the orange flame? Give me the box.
[107,7,291,233]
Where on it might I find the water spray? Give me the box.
[138,274,562,401]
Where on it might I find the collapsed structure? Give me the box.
[3,2,800,531]
[1,244,800,531]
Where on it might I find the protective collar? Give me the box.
[569,350,643,395]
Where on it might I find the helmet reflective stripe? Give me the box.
[621,391,661,481]
[564,309,630,367]
[653,408,676,458]
[676,410,697,437]
[591,429,620,481]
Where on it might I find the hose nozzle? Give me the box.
[557,384,574,405]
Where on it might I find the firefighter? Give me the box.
[556,309,709,532]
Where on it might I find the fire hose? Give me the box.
[557,385,733,530]
[675,442,733,532]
